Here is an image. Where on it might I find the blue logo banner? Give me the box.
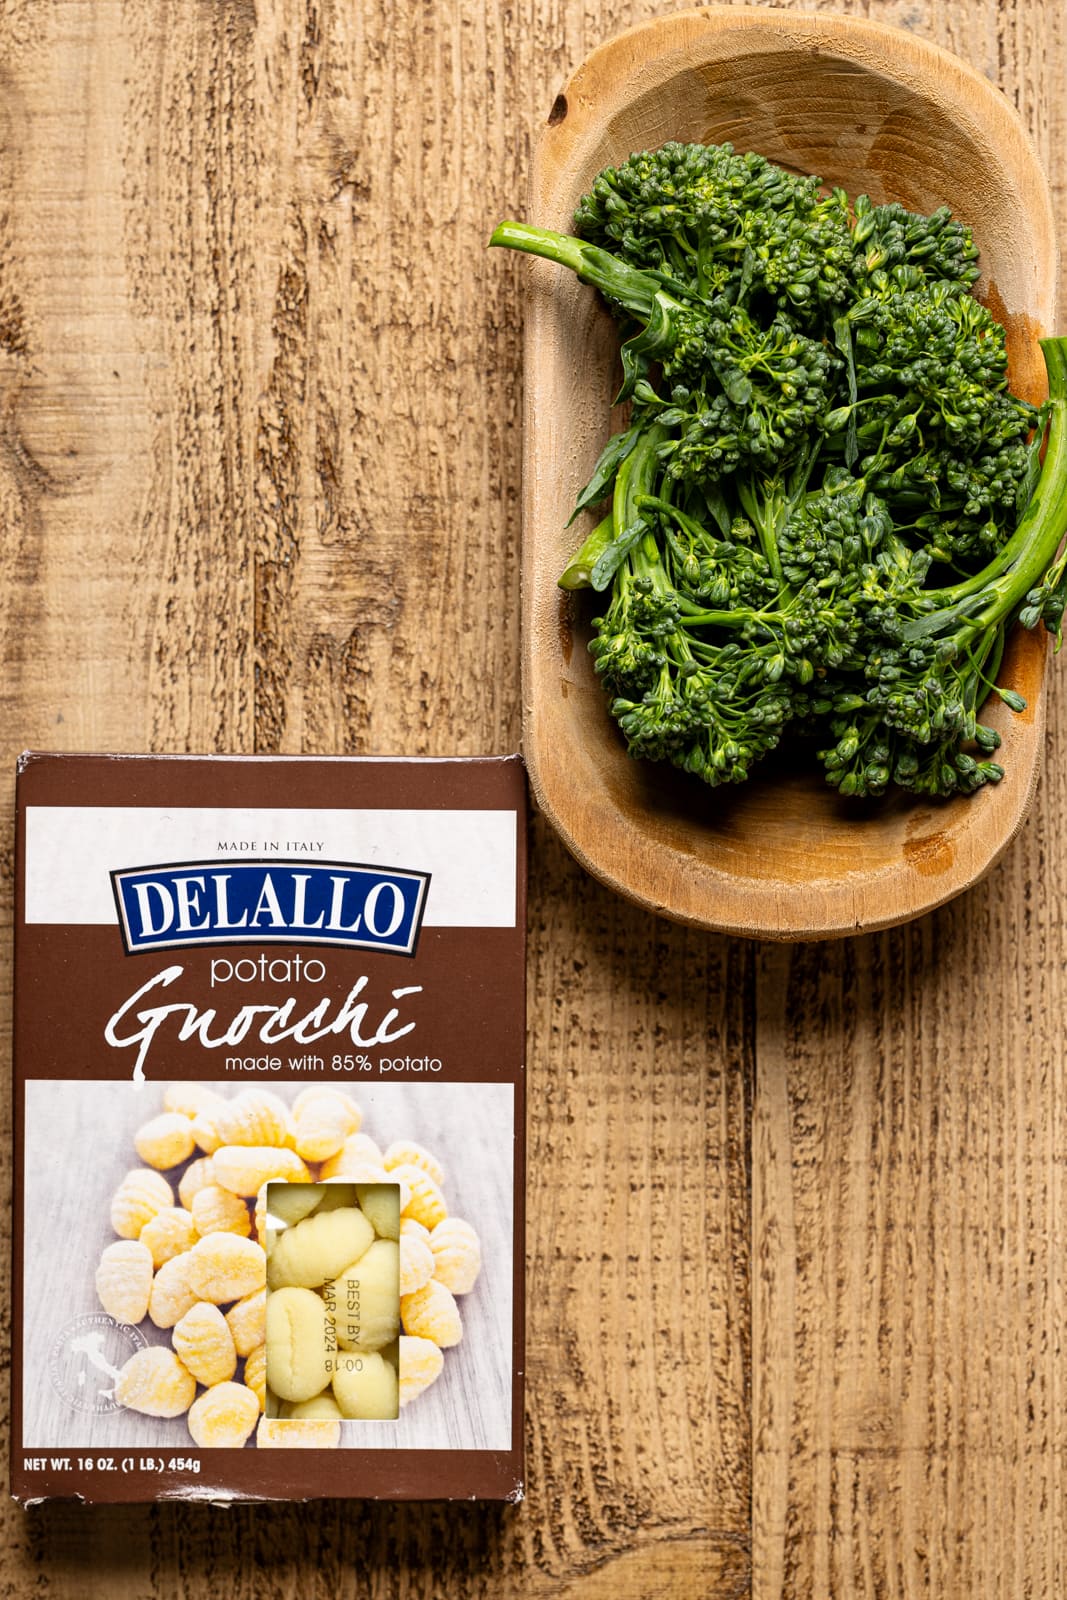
[111,859,430,957]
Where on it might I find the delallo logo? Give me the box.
[110,859,430,957]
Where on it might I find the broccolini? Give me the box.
[491,142,1067,799]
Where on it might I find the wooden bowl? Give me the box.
[519,8,1058,940]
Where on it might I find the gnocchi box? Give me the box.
[11,752,526,1505]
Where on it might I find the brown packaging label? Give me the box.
[12,753,526,1504]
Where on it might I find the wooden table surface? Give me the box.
[1,1,1063,1595]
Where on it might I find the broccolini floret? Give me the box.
[491,141,1067,800]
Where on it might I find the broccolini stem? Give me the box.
[490,221,663,320]
[903,337,1067,636]
[736,478,786,588]
[616,424,668,569]
[559,513,613,591]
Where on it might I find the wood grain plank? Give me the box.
[250,0,531,758]
[0,0,752,1594]
[753,898,1067,1597]
[518,819,752,1591]
[0,1,181,1593]
[749,0,1067,1592]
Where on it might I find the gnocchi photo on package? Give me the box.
[13,754,525,1504]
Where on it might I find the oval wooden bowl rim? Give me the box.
[520,8,1059,940]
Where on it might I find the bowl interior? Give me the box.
[525,18,1054,932]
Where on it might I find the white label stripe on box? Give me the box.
[24,807,517,928]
